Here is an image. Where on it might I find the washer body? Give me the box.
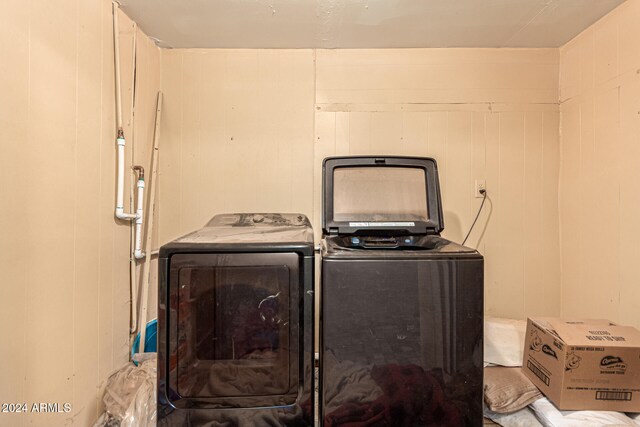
[320,235,483,426]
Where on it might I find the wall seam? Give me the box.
[72,0,80,418]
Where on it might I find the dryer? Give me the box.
[157,213,315,426]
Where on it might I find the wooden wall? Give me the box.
[0,2,160,425]
[6,0,640,424]
[314,49,561,319]
[559,0,640,328]
[158,48,561,326]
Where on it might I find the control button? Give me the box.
[351,237,360,245]
[404,238,411,244]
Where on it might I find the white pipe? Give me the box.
[113,2,123,130]
[134,177,145,259]
[113,2,145,336]
[129,243,138,333]
[115,139,136,220]
[113,4,136,221]
[130,23,137,129]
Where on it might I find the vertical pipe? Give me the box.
[113,3,136,221]
[129,248,138,333]
[113,2,123,131]
[134,169,145,259]
[116,141,134,219]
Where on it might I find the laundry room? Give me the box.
[1,0,640,426]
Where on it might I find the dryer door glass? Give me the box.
[168,253,300,408]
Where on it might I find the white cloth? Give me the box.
[484,404,545,427]
[484,316,527,367]
[530,397,638,427]
[626,413,640,425]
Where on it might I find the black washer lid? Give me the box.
[322,156,444,235]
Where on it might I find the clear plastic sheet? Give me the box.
[94,355,157,427]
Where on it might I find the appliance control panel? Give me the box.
[346,235,419,249]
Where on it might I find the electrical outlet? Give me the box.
[475,179,486,198]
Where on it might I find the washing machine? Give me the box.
[320,157,484,426]
[157,213,315,426]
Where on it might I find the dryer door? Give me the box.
[165,252,301,409]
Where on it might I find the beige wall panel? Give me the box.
[157,50,184,245]
[461,112,490,253]
[73,0,104,424]
[578,31,596,97]
[575,99,596,320]
[346,112,372,154]
[197,53,231,222]
[400,112,428,156]
[618,78,640,326]
[178,51,205,232]
[442,113,474,243]
[134,31,163,207]
[589,89,620,318]
[426,112,448,191]
[97,0,120,387]
[467,112,488,251]
[559,0,640,329]
[558,100,581,318]
[370,112,404,154]
[618,1,640,75]
[523,112,544,315]
[0,2,29,426]
[559,39,580,102]
[482,113,501,317]
[316,49,559,105]
[494,112,527,320]
[313,112,336,241]
[158,49,316,247]
[562,91,621,320]
[579,100,596,243]
[25,2,78,424]
[593,16,619,87]
[541,111,561,316]
[0,1,160,425]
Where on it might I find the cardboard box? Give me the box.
[522,317,640,412]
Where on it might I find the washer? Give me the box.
[320,157,484,426]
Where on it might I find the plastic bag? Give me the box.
[94,355,156,427]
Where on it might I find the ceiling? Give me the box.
[118,0,625,49]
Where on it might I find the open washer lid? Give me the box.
[322,156,444,235]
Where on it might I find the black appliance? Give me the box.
[158,213,314,426]
[320,157,484,426]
